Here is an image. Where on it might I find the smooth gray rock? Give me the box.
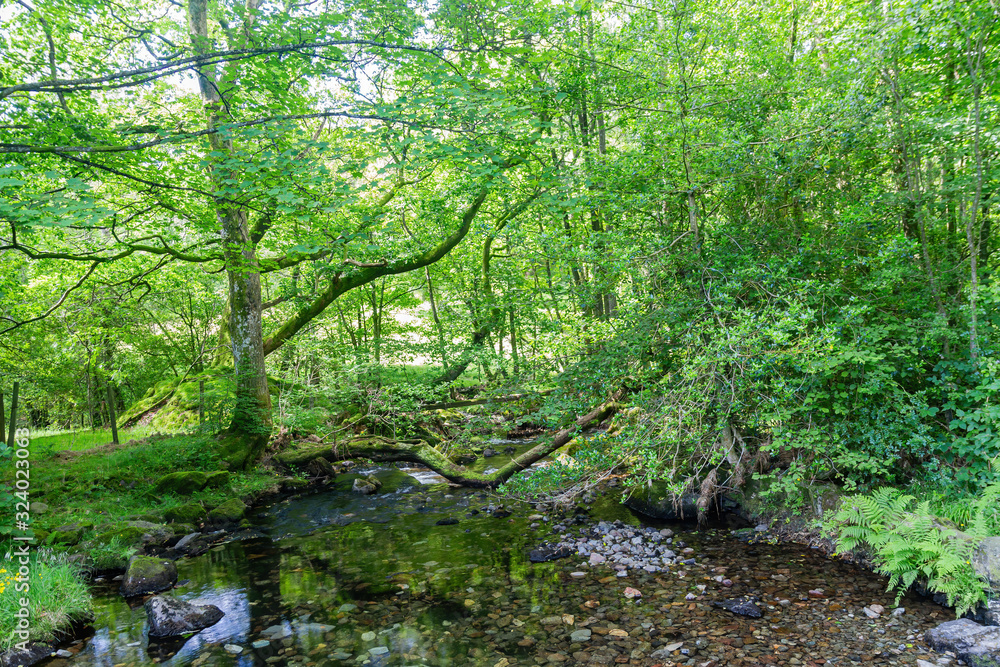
[144,595,225,637]
[925,618,1000,667]
[974,537,1000,591]
[570,629,592,642]
[260,625,292,640]
[173,532,202,551]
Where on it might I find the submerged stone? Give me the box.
[713,595,762,618]
[529,543,572,562]
[145,595,224,637]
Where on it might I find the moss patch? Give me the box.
[154,471,209,495]
[164,502,206,524]
[205,471,231,489]
[207,498,247,525]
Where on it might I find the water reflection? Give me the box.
[58,449,949,667]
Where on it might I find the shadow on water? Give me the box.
[53,442,950,667]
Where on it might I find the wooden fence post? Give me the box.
[7,381,19,448]
[106,383,119,445]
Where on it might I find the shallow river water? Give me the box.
[50,448,953,667]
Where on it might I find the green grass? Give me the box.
[0,545,92,650]
[28,422,184,454]
[6,433,284,537]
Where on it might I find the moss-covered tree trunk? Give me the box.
[189,0,271,468]
[275,393,622,488]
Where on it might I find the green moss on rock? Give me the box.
[207,498,247,524]
[120,555,177,597]
[204,471,231,489]
[154,471,209,495]
[164,503,206,524]
[46,525,84,546]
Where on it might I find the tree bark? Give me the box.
[275,393,622,488]
[189,0,272,466]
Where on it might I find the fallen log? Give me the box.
[274,392,623,489]
[420,388,555,411]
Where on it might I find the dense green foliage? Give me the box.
[831,484,1000,615]
[1,0,1000,616]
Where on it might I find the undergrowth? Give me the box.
[830,483,1000,616]
[0,545,91,651]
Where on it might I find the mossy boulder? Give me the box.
[623,482,701,521]
[351,475,383,495]
[154,471,209,495]
[204,471,231,489]
[91,525,147,549]
[206,499,247,525]
[448,447,478,465]
[973,536,1000,592]
[120,555,178,597]
[280,477,310,492]
[170,523,196,536]
[164,503,206,524]
[46,524,85,546]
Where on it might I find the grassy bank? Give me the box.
[16,433,285,538]
[0,547,91,651]
[0,432,292,651]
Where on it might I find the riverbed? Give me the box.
[48,448,954,667]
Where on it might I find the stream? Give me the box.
[49,442,951,667]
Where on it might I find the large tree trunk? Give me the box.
[189,0,272,467]
[275,393,622,488]
[218,207,272,466]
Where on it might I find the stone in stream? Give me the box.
[529,543,572,563]
[436,518,459,526]
[144,595,225,637]
[622,484,701,521]
[120,555,178,597]
[570,629,592,642]
[260,625,292,640]
[483,448,496,458]
[713,595,762,618]
[352,475,382,495]
[925,618,1000,667]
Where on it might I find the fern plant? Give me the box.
[831,483,1000,616]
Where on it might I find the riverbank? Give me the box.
[3,430,998,667]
